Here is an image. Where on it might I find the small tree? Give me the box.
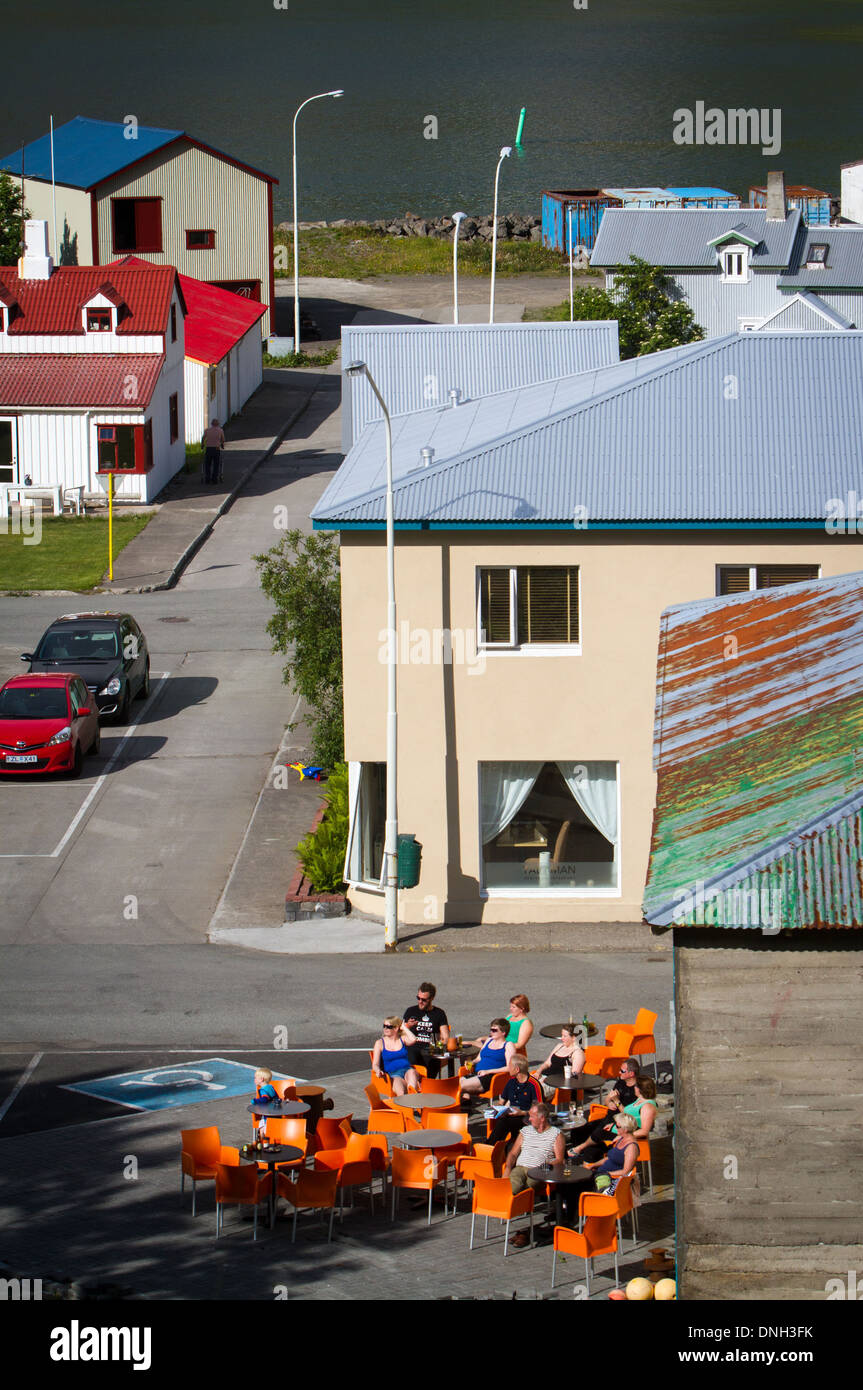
[254,528,344,766]
[0,171,27,266]
[537,255,704,358]
[610,256,704,357]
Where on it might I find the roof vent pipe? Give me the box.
[766,170,787,222]
[421,446,434,467]
[449,388,460,408]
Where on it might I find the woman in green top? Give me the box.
[505,993,533,1051]
[568,1076,657,1162]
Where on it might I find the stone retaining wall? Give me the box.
[282,212,545,243]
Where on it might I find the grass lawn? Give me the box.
[274,225,574,279]
[0,513,154,591]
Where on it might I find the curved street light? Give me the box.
[344,360,398,950]
[489,146,512,324]
[292,89,344,354]
[452,212,467,324]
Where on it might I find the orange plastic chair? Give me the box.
[583,1027,635,1078]
[271,1078,298,1101]
[469,1175,534,1257]
[367,1108,420,1136]
[462,1068,508,1103]
[552,1213,619,1293]
[390,1146,447,1224]
[316,1115,353,1151]
[370,1068,395,1099]
[260,1116,307,1172]
[636,1138,653,1193]
[419,1075,461,1101]
[180,1127,241,1217]
[277,1167,339,1242]
[630,1008,659,1080]
[215,1163,272,1240]
[455,1140,506,1208]
[345,1132,390,1198]
[579,1173,638,1248]
[364,1083,388,1112]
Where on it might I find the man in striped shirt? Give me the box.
[503,1102,565,1246]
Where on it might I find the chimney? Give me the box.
[765,170,787,222]
[18,219,53,280]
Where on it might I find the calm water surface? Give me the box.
[4,0,862,221]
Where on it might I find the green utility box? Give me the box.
[397,834,422,889]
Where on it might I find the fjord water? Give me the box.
[2,0,860,222]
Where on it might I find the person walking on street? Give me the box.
[202,418,225,485]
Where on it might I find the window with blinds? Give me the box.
[717,565,820,596]
[479,567,580,647]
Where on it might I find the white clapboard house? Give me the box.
[0,221,186,503]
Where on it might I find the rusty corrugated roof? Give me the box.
[644,571,863,929]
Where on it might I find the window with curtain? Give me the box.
[478,567,579,648]
[480,760,618,892]
[346,762,386,885]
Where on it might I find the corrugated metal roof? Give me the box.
[341,322,620,450]
[0,265,178,335]
[0,353,163,407]
[778,226,863,289]
[0,117,277,191]
[313,332,863,527]
[0,117,182,190]
[591,207,801,268]
[666,187,740,200]
[109,256,265,363]
[319,341,708,518]
[644,571,863,929]
[756,292,853,332]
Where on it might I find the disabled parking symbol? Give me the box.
[62,1057,295,1112]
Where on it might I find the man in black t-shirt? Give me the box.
[402,982,450,1078]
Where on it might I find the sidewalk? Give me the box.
[99,368,324,592]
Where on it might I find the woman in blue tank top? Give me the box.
[372,1016,422,1096]
[460,1018,514,1102]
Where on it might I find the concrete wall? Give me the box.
[674,929,863,1299]
[343,529,863,928]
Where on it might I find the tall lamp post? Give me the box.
[344,360,398,950]
[451,211,467,324]
[489,146,512,324]
[292,89,344,354]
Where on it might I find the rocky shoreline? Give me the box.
[283,212,545,243]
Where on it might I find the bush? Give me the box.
[296,762,349,892]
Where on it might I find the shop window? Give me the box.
[480,760,619,893]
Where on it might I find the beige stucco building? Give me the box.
[313,331,863,930]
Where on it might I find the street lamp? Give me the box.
[344,360,398,950]
[451,211,467,324]
[489,146,512,324]
[292,89,344,355]
[568,204,574,322]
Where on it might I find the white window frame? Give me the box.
[344,760,386,893]
[477,760,622,900]
[719,244,750,284]
[737,317,761,332]
[715,563,822,596]
[476,565,582,656]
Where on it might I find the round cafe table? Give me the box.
[540,1021,598,1040]
[388,1092,457,1113]
[543,1071,605,1101]
[247,1100,310,1118]
[239,1143,304,1227]
[527,1162,595,1228]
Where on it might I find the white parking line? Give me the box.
[0,1050,43,1125]
[0,672,169,859]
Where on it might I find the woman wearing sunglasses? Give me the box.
[459,1018,515,1101]
[372,1017,422,1096]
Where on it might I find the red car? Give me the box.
[0,673,101,777]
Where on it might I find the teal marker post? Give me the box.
[515,107,526,147]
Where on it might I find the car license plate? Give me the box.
[5,754,38,764]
